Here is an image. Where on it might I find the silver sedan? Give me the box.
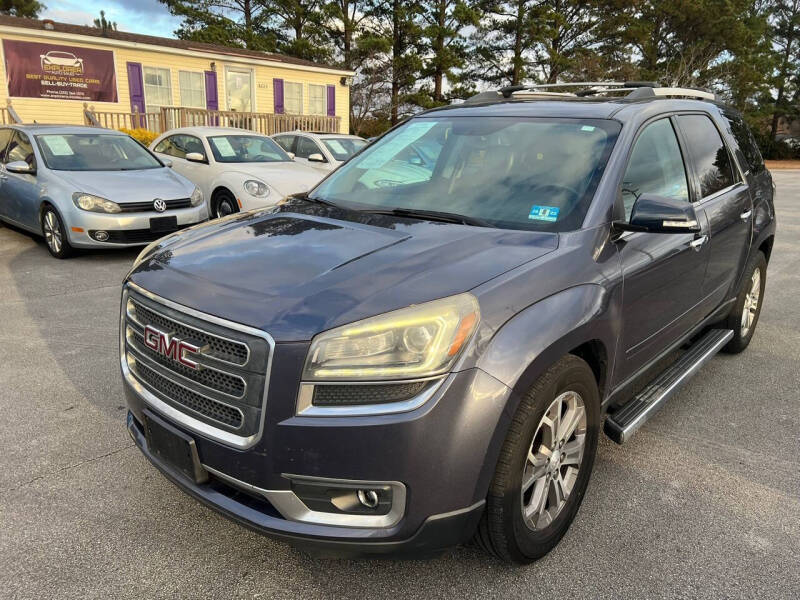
[0,124,207,258]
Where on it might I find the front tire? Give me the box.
[212,190,238,220]
[475,355,600,564]
[721,250,767,354]
[41,206,73,259]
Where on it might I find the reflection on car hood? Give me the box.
[229,162,323,196]
[58,167,194,203]
[129,202,558,341]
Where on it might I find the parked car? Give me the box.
[121,83,775,563]
[0,125,206,259]
[150,127,322,219]
[272,131,367,172]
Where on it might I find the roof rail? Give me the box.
[625,86,716,101]
[465,81,717,104]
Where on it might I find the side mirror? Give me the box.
[614,194,701,234]
[308,152,326,163]
[286,152,296,160]
[6,160,35,174]
[185,152,206,163]
[161,158,173,168]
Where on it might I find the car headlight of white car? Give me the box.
[302,293,480,381]
[72,192,122,214]
[243,180,270,198]
[190,186,204,206]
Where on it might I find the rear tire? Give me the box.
[41,206,73,259]
[721,250,767,354]
[475,355,600,563]
[212,190,238,220]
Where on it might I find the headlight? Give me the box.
[244,180,270,197]
[190,186,203,206]
[303,293,479,381]
[72,192,121,213]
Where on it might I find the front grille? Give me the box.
[94,226,186,244]
[132,301,248,365]
[123,288,271,439]
[118,198,192,213]
[312,381,429,406]
[131,357,243,428]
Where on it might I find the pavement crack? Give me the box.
[2,444,136,495]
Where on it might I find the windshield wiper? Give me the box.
[293,193,340,208]
[363,207,491,228]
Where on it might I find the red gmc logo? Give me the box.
[144,324,201,370]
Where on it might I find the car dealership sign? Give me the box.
[2,40,118,102]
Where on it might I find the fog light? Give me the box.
[358,489,379,508]
[94,230,109,242]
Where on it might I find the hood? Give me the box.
[59,167,194,203]
[231,162,323,197]
[129,202,558,341]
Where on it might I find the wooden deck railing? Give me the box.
[2,101,23,124]
[84,104,341,135]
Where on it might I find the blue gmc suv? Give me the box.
[121,83,776,563]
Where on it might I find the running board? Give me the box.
[604,329,734,444]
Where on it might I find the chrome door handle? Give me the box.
[690,235,708,251]
[740,210,752,220]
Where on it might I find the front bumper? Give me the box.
[124,363,513,557]
[66,205,208,248]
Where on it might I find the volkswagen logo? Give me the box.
[153,198,167,212]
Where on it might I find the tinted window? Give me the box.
[677,114,735,198]
[310,117,621,232]
[296,136,323,159]
[7,131,36,169]
[273,135,295,152]
[207,135,289,163]
[621,118,689,220]
[35,134,162,171]
[723,110,765,174]
[154,134,205,159]
[0,129,13,162]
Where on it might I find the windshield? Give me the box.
[35,134,163,171]
[208,135,289,163]
[322,137,367,161]
[310,116,621,232]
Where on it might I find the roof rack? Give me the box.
[465,82,717,104]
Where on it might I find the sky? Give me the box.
[42,0,182,38]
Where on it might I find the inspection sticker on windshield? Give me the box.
[41,135,74,156]
[529,205,560,222]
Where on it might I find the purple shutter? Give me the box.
[126,62,145,127]
[273,78,284,114]
[326,85,336,117]
[204,71,218,110]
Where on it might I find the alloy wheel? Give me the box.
[741,268,761,337]
[43,210,62,254]
[521,390,587,531]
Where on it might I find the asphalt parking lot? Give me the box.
[1,172,799,600]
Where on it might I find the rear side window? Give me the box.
[621,118,689,220]
[273,135,295,152]
[723,111,765,174]
[676,115,735,198]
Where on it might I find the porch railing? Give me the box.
[83,104,341,135]
[2,100,23,124]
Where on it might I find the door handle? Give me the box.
[740,210,752,220]
[690,235,708,251]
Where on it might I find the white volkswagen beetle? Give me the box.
[150,127,323,219]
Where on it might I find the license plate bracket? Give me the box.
[150,216,178,233]
[143,411,208,484]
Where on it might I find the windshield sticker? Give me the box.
[211,137,236,157]
[325,139,347,154]
[529,205,560,222]
[581,125,596,132]
[358,121,437,169]
[41,135,74,156]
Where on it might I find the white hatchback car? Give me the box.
[150,127,323,218]
[271,131,367,173]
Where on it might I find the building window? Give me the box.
[143,67,172,109]
[309,84,325,115]
[285,82,303,114]
[179,71,205,108]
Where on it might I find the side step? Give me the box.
[604,329,733,444]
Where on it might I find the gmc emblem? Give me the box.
[144,324,201,370]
